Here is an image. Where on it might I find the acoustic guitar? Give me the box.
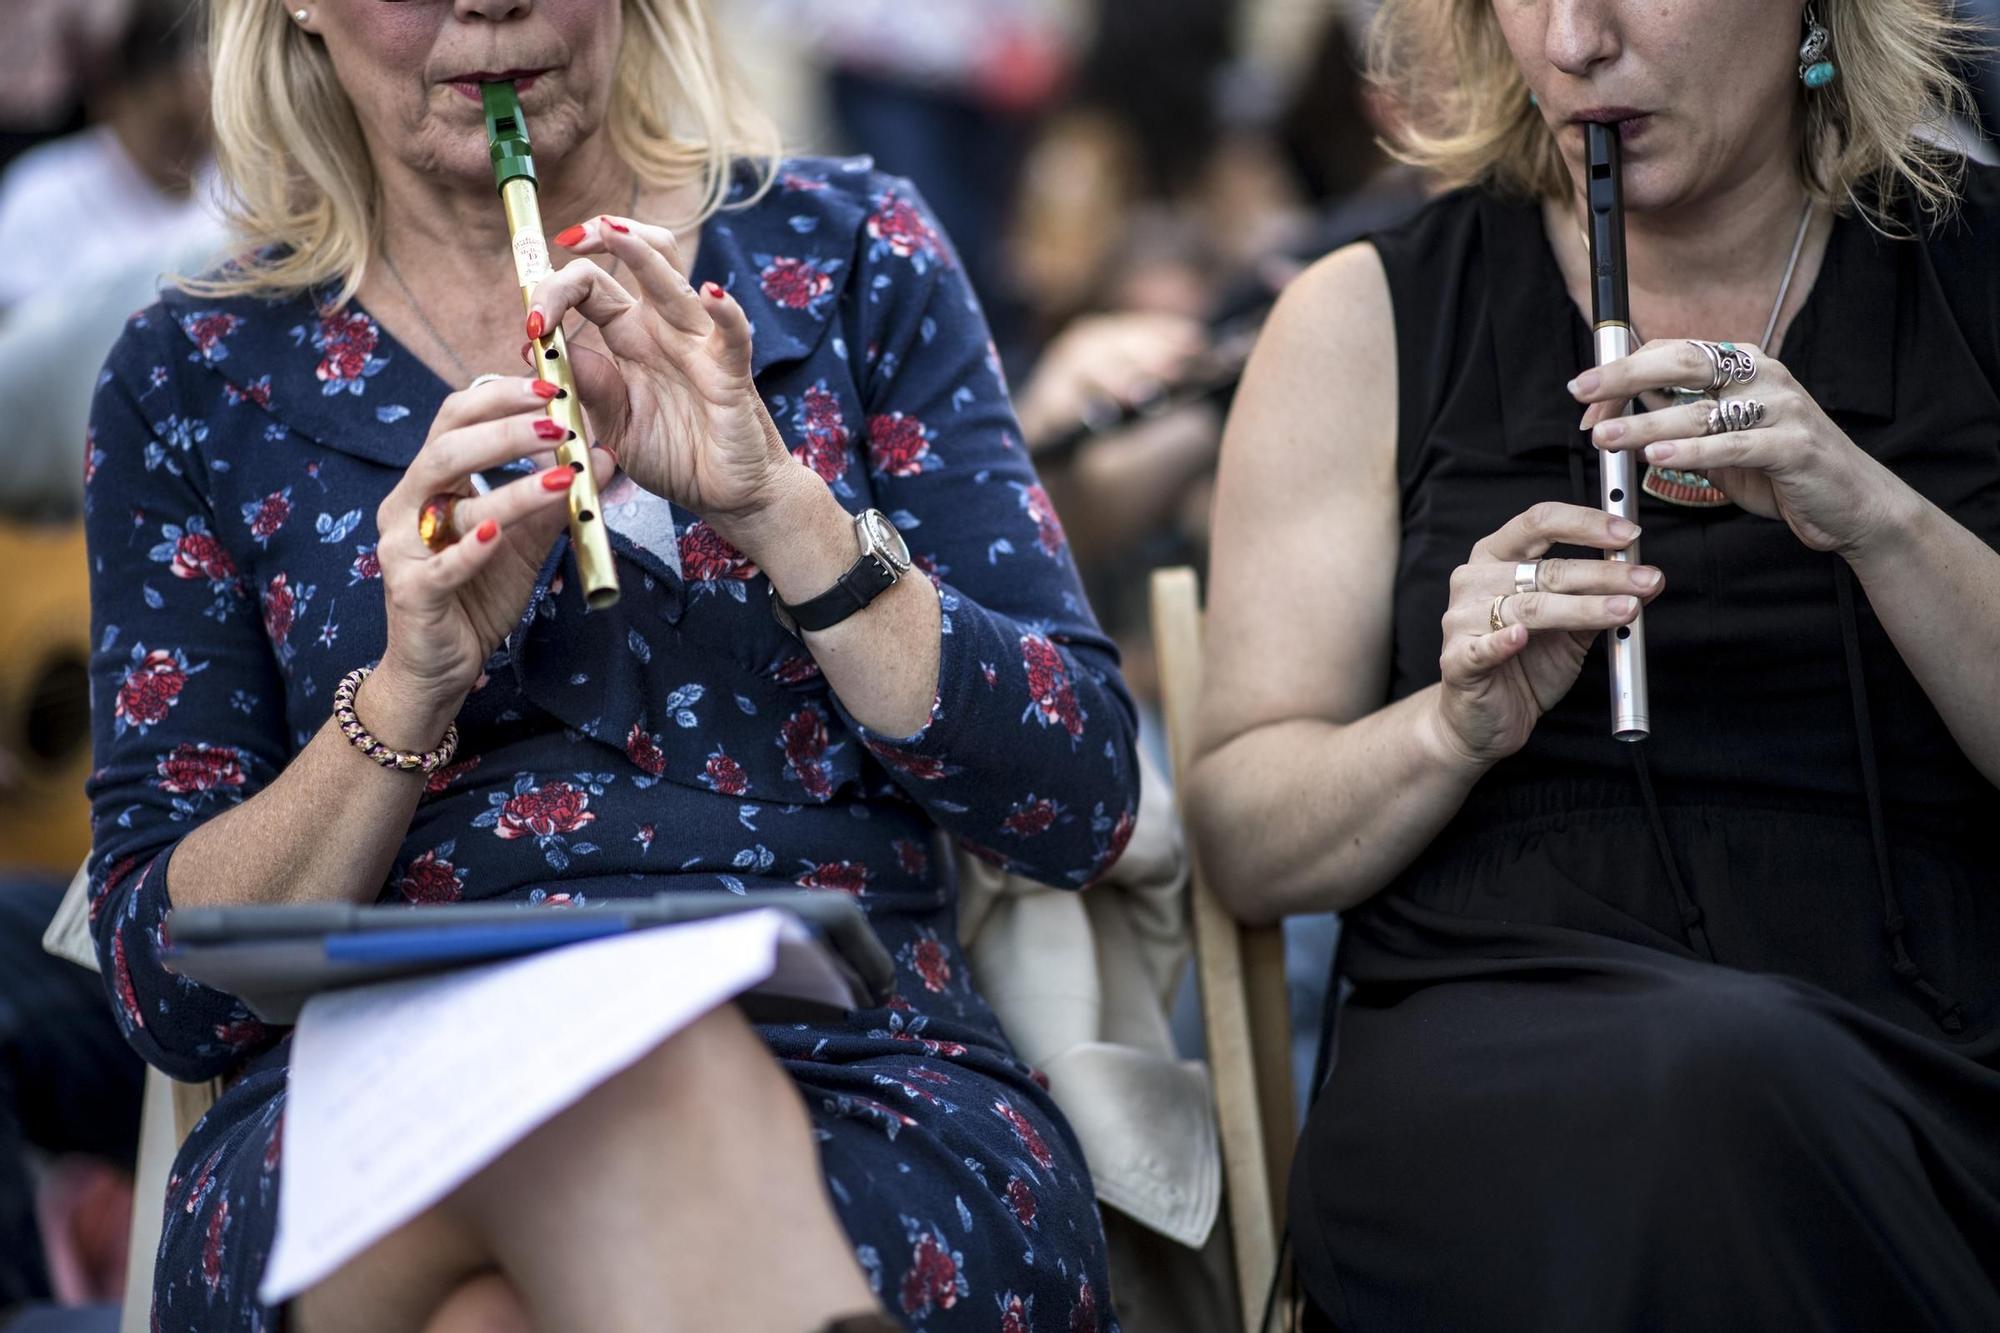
[0,520,94,875]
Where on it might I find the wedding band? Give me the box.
[1513,561,1541,595]
[1489,594,1509,633]
[417,493,460,552]
[468,373,506,389]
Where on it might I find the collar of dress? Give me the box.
[152,156,882,474]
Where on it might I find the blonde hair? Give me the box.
[1366,0,1975,225]
[189,0,781,303]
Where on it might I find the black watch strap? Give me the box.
[778,552,898,632]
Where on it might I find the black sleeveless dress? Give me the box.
[1290,171,2000,1331]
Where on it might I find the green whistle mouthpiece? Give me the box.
[481,81,537,191]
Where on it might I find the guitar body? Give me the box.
[0,521,94,876]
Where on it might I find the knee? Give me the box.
[1631,970,1873,1138]
[617,1001,788,1111]
[505,1001,804,1168]
[421,1272,530,1333]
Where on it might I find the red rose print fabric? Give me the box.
[88,159,1128,1330]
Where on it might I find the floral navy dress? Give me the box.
[84,158,1138,1332]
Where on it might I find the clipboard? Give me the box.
[162,890,895,1024]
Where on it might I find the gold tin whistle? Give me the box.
[482,82,619,610]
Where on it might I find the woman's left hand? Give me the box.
[526,214,795,536]
[1573,339,1913,556]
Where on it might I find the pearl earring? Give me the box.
[292,8,309,22]
[1799,6,1835,88]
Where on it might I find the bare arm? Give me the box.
[1189,246,1657,923]
[1187,246,1483,920]
[1847,491,2000,785]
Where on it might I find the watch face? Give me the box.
[863,510,912,571]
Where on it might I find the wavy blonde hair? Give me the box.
[1367,0,1974,225]
[188,0,781,303]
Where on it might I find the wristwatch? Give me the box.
[772,508,913,634]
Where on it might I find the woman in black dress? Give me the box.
[1191,0,2000,1327]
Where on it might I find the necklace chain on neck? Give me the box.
[1575,197,1814,355]
[380,176,643,386]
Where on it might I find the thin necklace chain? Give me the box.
[1755,200,1814,354]
[1575,197,1814,357]
[381,176,642,385]
[380,249,474,384]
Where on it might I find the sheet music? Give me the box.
[260,909,842,1303]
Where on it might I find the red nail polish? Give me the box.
[701,282,723,300]
[539,466,574,491]
[552,224,587,249]
[532,419,566,441]
[475,519,499,543]
[530,379,561,400]
[603,217,630,234]
[525,310,546,340]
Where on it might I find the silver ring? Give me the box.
[1687,340,1729,393]
[468,373,507,390]
[1513,561,1541,594]
[1717,343,1758,384]
[1704,397,1766,435]
[1724,397,1765,430]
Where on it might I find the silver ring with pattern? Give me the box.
[1704,397,1766,435]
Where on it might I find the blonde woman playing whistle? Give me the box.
[1195,1,2000,1327]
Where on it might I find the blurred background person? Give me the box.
[756,0,1076,354]
[0,0,132,173]
[0,0,215,315]
[0,2,214,1324]
[1002,2,1435,1099]
[0,0,223,520]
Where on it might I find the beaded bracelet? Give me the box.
[332,665,460,776]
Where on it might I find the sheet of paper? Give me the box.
[260,909,834,1304]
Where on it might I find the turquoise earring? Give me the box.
[1799,7,1835,88]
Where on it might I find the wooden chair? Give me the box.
[1149,566,1297,1333]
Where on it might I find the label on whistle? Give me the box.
[512,233,552,286]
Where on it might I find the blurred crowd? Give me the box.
[0,0,1994,1323]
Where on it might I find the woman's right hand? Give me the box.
[370,377,616,729]
[1435,502,1664,766]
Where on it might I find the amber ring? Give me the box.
[417,492,461,552]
